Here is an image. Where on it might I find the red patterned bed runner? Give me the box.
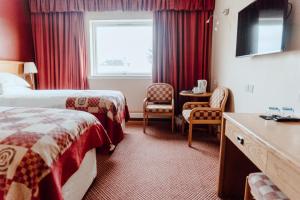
[66,95,130,145]
[0,107,110,200]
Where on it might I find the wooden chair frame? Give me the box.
[182,87,229,146]
[244,176,254,200]
[143,83,175,133]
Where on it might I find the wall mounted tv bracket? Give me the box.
[286,2,293,19]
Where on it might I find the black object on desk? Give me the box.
[260,115,300,122]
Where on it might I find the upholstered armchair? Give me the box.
[143,83,174,133]
[182,87,229,147]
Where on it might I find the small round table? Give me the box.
[179,90,212,98]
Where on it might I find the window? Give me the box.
[90,19,153,76]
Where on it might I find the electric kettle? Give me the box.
[197,80,207,93]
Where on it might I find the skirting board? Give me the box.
[130,113,143,119]
[129,113,183,128]
[130,112,172,119]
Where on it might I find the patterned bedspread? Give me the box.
[66,91,130,145]
[0,107,110,200]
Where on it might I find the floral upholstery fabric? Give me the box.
[209,87,226,108]
[182,109,222,121]
[248,173,289,200]
[146,104,173,113]
[183,103,210,110]
[147,84,173,103]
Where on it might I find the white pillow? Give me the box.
[0,72,30,88]
[1,85,32,95]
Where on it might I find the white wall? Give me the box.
[212,0,300,113]
[85,12,153,115]
[88,77,152,114]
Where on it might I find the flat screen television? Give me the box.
[236,0,289,57]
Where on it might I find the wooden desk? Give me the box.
[218,113,300,200]
[179,91,212,98]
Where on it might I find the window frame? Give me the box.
[89,19,153,77]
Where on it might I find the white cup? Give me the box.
[192,87,200,93]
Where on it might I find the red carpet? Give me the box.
[84,122,221,200]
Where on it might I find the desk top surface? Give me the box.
[224,113,300,168]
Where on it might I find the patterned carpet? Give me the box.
[84,122,221,200]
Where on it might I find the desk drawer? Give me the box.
[225,121,267,171]
[266,152,300,200]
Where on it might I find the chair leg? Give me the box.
[188,123,193,147]
[146,114,149,126]
[221,119,225,136]
[171,115,175,133]
[143,113,146,133]
[244,176,252,200]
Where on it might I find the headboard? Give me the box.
[0,60,24,76]
[0,60,35,89]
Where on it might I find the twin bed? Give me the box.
[0,88,129,145]
[0,61,130,199]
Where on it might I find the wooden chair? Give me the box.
[143,83,174,133]
[244,173,289,200]
[182,86,228,147]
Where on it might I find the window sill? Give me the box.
[88,75,152,80]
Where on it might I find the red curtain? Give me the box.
[31,12,88,89]
[29,0,215,12]
[29,0,214,90]
[153,10,213,112]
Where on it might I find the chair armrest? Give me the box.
[143,98,149,110]
[189,107,223,121]
[183,102,210,110]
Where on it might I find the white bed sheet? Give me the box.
[0,89,125,109]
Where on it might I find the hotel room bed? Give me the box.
[0,106,111,200]
[0,86,129,145]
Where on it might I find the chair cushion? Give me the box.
[248,173,289,200]
[182,109,222,121]
[146,104,173,113]
[209,87,226,108]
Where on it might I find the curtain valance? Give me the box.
[29,0,215,13]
